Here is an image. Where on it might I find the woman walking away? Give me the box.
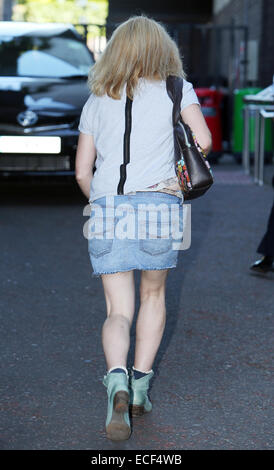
[75,15,212,441]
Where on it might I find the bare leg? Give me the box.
[134,269,169,372]
[101,270,135,370]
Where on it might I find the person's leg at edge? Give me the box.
[134,268,169,372]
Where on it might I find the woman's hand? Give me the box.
[75,132,97,199]
[181,103,212,155]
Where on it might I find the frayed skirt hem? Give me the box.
[91,264,177,278]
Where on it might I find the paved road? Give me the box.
[0,161,273,450]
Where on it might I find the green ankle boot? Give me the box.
[102,371,131,441]
[129,368,154,417]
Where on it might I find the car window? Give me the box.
[0,31,94,78]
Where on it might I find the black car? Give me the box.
[0,21,95,176]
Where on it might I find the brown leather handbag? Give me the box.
[166,75,214,200]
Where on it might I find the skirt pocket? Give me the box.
[88,237,114,258]
[139,237,173,256]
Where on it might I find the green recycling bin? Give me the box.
[232,88,273,154]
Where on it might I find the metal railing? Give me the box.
[243,104,274,185]
[256,108,274,185]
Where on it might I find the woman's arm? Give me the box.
[181,104,212,155]
[75,132,97,199]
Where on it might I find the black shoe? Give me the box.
[250,255,274,273]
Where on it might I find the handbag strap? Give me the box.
[166,75,184,126]
[166,75,187,161]
[117,95,133,195]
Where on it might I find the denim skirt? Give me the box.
[87,191,184,277]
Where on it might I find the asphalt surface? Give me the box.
[0,156,273,450]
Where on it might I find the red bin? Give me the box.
[194,88,223,153]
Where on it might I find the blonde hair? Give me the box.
[87,15,187,100]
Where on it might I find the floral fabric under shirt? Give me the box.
[126,176,183,200]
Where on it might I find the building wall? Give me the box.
[107,0,213,25]
[107,0,273,88]
[106,0,214,87]
[213,0,231,14]
[259,0,274,87]
[213,0,262,42]
[213,0,273,87]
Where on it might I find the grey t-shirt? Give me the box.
[78,77,200,203]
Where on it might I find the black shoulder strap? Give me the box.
[117,95,133,195]
[166,75,184,126]
[166,75,185,163]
